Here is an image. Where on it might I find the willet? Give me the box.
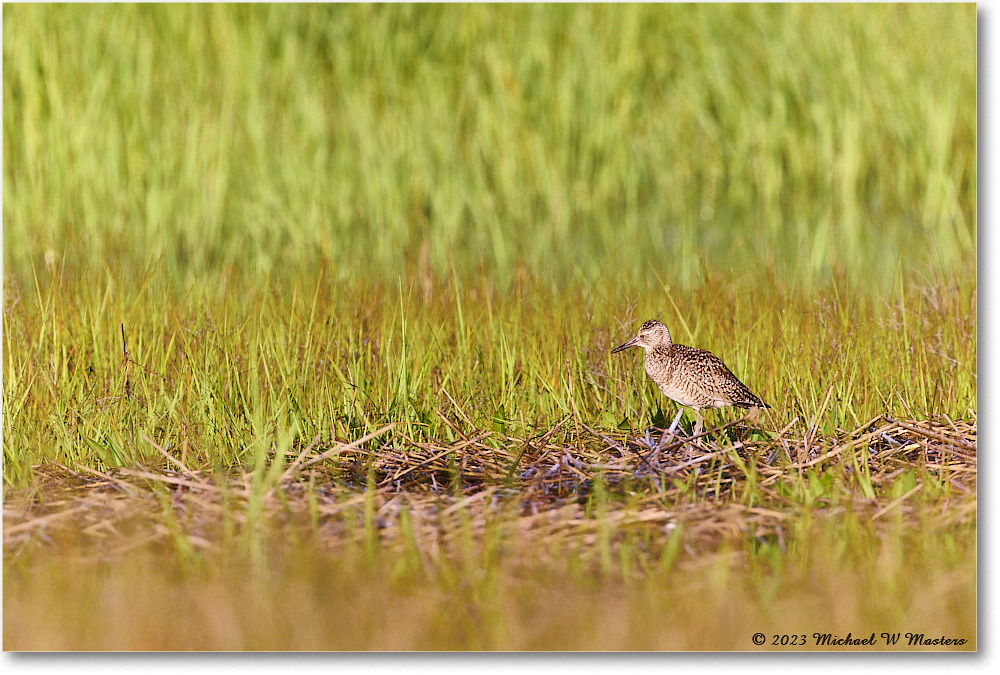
[611,319,769,435]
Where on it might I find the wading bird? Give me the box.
[611,319,769,435]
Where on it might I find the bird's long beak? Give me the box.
[610,335,640,354]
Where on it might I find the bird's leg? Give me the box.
[666,408,684,435]
[693,410,704,436]
[652,408,686,465]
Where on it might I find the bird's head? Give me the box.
[610,319,672,354]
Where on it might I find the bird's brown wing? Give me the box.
[674,345,768,408]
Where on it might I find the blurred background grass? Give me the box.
[6,510,976,650]
[3,3,976,291]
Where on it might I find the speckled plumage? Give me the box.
[611,319,769,434]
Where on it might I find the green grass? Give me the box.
[2,3,977,651]
[4,3,975,289]
[1,267,977,485]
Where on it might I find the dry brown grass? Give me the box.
[3,415,976,651]
[5,415,976,556]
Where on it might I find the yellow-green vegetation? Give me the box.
[3,3,976,650]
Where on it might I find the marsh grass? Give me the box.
[1,256,978,652]
[1,266,977,486]
[3,3,975,289]
[1,269,979,650]
[3,413,977,650]
[2,3,977,651]
[3,519,977,651]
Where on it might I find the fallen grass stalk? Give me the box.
[5,416,975,555]
[299,423,396,469]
